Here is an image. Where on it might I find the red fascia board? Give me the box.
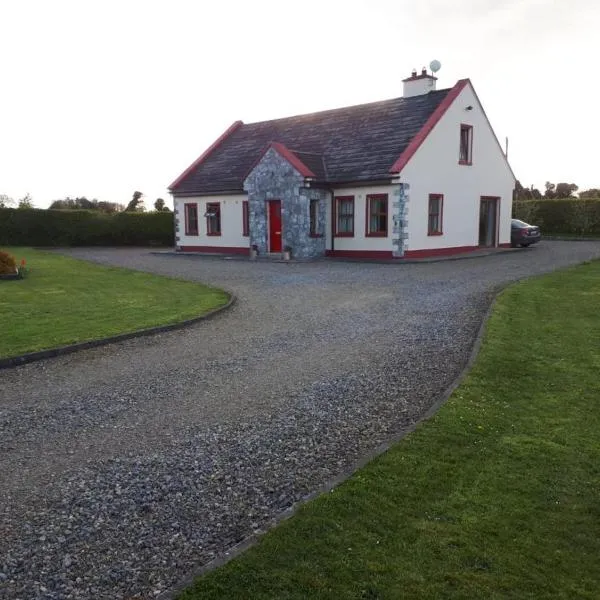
[270,142,316,178]
[169,120,244,191]
[243,141,316,181]
[389,79,470,174]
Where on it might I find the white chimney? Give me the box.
[403,67,437,97]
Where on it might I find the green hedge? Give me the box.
[513,199,600,236]
[0,208,174,246]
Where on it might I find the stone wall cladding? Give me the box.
[244,148,328,258]
[392,183,408,258]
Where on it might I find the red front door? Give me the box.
[268,200,282,252]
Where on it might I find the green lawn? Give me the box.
[180,261,600,600]
[0,248,229,359]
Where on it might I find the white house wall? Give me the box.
[174,194,249,251]
[401,82,515,252]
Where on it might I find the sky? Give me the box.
[1,0,599,209]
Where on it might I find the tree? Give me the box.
[530,186,542,200]
[154,198,165,211]
[125,190,144,212]
[544,182,556,199]
[514,180,532,201]
[555,182,578,199]
[579,188,600,199]
[49,197,124,212]
[18,193,34,209]
[0,194,15,208]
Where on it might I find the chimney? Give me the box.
[403,67,437,98]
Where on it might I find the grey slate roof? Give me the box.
[171,89,451,195]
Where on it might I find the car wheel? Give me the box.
[519,243,530,248]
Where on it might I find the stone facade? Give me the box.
[243,148,329,259]
[391,182,409,258]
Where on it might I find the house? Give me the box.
[169,68,516,259]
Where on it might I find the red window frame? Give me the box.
[334,196,354,237]
[309,199,322,237]
[365,193,388,237]
[184,203,198,236]
[459,124,473,165]
[428,194,444,236]
[242,200,249,236]
[206,202,221,236]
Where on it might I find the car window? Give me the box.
[512,219,529,227]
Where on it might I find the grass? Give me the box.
[0,247,229,359]
[179,260,600,600]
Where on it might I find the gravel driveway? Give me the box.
[2,242,600,599]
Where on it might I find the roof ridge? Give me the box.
[243,89,453,126]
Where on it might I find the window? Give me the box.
[205,202,221,236]
[309,199,320,236]
[366,194,388,237]
[335,196,354,236]
[242,200,249,236]
[428,194,443,235]
[459,124,473,164]
[184,203,198,236]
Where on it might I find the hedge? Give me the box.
[0,208,174,246]
[513,199,600,236]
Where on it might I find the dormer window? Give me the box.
[459,124,473,165]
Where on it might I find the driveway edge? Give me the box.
[0,294,236,371]
[157,288,503,600]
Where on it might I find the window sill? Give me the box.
[185,231,199,236]
[207,233,222,237]
[309,233,323,238]
[428,231,443,236]
[366,232,388,238]
[334,233,354,238]
[458,160,472,166]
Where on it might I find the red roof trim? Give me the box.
[269,142,316,177]
[243,141,316,181]
[389,79,470,174]
[169,120,244,191]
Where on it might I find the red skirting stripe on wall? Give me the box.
[325,250,394,259]
[326,245,500,260]
[402,245,479,258]
[498,243,511,248]
[179,246,250,255]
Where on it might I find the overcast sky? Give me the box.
[1,0,598,209]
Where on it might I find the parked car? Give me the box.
[511,219,541,248]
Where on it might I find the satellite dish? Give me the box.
[430,59,442,73]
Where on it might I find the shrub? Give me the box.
[0,208,174,246]
[513,199,600,236]
[0,250,17,275]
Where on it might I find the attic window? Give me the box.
[205,202,221,236]
[459,124,473,165]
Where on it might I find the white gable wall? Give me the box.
[174,194,249,250]
[401,83,515,252]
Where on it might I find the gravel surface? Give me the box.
[2,242,600,599]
